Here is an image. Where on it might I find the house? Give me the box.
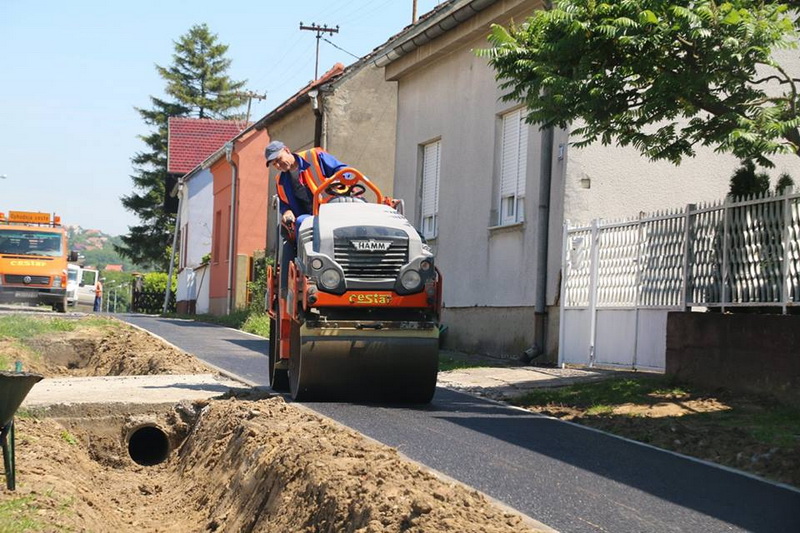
[192,55,398,315]
[374,0,800,361]
[205,126,270,314]
[253,58,398,256]
[167,118,245,314]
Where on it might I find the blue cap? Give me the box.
[265,140,286,162]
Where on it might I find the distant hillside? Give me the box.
[66,226,143,272]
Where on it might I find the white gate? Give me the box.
[559,191,800,370]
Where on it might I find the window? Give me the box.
[226,206,232,262]
[213,210,221,263]
[420,140,441,239]
[498,108,528,225]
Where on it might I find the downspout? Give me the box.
[225,142,237,314]
[309,89,323,147]
[533,127,555,359]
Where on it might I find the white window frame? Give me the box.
[498,108,528,226]
[420,140,441,239]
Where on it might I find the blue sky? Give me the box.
[0,0,445,235]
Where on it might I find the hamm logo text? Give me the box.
[351,240,392,252]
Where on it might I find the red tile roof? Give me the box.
[167,118,245,174]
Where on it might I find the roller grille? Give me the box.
[334,240,408,279]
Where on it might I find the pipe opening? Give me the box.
[128,425,169,466]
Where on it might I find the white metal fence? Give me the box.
[558,190,800,370]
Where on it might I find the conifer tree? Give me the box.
[117,24,246,269]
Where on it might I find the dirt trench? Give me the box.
[4,319,544,532]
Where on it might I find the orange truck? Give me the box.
[0,210,77,312]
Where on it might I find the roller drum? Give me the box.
[289,323,438,403]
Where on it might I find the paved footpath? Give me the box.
[120,314,800,533]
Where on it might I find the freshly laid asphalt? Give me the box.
[120,314,800,533]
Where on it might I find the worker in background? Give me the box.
[93,280,103,312]
[265,140,349,292]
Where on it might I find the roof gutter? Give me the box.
[372,0,498,67]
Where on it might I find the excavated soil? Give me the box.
[2,318,543,532]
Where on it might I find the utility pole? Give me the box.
[233,90,267,125]
[299,22,339,80]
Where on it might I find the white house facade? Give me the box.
[176,168,214,314]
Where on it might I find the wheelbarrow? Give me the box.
[1,371,43,490]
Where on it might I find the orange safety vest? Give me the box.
[274,147,328,207]
[95,282,103,297]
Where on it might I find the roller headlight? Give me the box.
[310,258,323,270]
[400,269,422,291]
[319,268,342,290]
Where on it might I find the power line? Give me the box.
[322,37,360,60]
[299,22,340,79]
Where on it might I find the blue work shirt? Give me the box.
[277,150,347,217]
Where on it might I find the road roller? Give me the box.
[266,167,441,403]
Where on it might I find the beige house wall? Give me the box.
[324,65,398,196]
[386,0,800,359]
[264,64,398,255]
[389,0,545,357]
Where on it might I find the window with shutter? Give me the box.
[498,109,528,225]
[420,140,441,239]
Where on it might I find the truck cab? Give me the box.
[0,210,76,312]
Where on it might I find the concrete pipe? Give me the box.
[127,425,170,466]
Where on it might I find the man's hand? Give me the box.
[282,210,296,226]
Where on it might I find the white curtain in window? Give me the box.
[421,140,441,239]
[499,109,528,225]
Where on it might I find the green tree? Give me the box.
[117,24,246,270]
[482,0,800,167]
[729,160,771,197]
[157,24,247,118]
[776,172,795,193]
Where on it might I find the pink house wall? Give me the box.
[208,129,269,314]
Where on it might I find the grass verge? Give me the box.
[0,315,116,340]
[165,310,270,338]
[509,376,800,487]
[438,354,494,372]
[0,495,43,532]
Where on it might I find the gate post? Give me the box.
[721,197,731,313]
[558,222,569,368]
[587,220,600,368]
[681,204,696,311]
[781,192,792,315]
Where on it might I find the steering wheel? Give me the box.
[324,182,366,197]
[313,167,385,215]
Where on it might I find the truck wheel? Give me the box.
[53,298,67,313]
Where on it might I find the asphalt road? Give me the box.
[120,314,800,533]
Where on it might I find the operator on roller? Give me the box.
[265,140,350,292]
